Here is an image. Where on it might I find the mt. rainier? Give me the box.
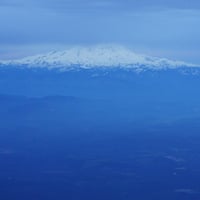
[0,46,197,70]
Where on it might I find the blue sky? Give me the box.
[0,0,200,63]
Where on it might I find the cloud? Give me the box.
[2,0,200,12]
[175,189,199,194]
[164,155,185,162]
[0,1,200,63]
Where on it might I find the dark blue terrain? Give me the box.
[1,66,200,200]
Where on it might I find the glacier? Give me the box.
[0,45,198,70]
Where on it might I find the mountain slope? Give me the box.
[0,45,200,102]
[0,46,198,70]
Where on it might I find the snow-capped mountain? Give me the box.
[0,45,200,107]
[0,46,197,70]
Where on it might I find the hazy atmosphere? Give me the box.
[0,0,200,63]
[1,1,200,200]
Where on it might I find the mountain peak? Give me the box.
[0,45,198,70]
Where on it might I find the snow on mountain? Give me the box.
[0,45,198,70]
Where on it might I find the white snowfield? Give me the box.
[0,46,198,70]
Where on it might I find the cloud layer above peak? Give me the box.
[0,0,200,64]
